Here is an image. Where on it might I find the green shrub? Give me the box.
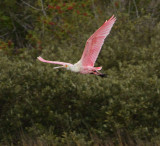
[0,0,160,145]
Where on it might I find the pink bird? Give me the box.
[38,15,116,77]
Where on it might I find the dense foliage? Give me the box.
[0,0,160,145]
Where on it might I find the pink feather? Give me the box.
[37,56,72,66]
[80,15,116,67]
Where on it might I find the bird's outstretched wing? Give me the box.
[37,56,72,66]
[80,15,116,67]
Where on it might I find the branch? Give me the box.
[128,0,131,14]
[91,0,98,20]
[0,32,9,38]
[20,0,41,10]
[133,0,139,18]
[40,0,47,17]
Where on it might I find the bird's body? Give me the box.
[69,61,94,74]
[38,15,116,77]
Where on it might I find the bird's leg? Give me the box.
[89,70,97,75]
[91,70,107,78]
[98,73,107,78]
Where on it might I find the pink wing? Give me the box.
[80,15,116,67]
[37,56,72,66]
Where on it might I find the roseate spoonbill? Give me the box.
[38,15,116,77]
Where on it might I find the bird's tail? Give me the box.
[94,67,102,71]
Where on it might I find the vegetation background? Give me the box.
[0,0,160,145]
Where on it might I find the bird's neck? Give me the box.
[70,61,81,72]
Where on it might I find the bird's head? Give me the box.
[53,64,73,70]
[64,64,72,70]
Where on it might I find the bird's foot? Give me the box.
[98,73,107,78]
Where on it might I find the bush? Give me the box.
[0,0,160,145]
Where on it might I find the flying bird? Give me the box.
[38,15,116,77]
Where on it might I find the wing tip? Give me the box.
[106,15,116,23]
[37,56,41,59]
[37,56,44,62]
